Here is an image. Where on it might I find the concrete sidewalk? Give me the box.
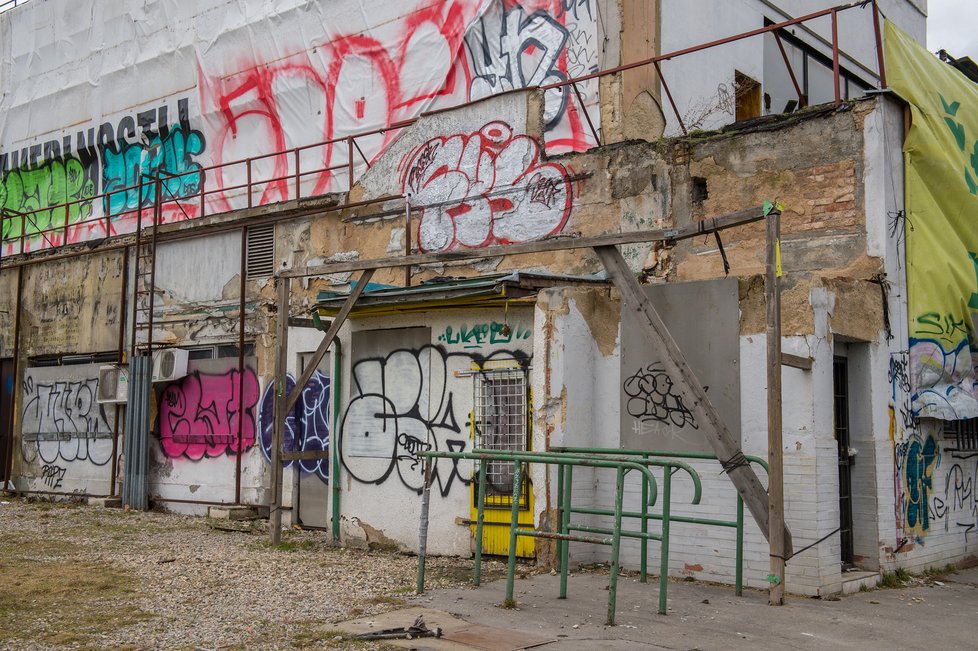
[338,566,978,650]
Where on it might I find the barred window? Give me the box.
[942,418,978,452]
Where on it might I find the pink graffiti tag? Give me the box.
[401,121,572,252]
[158,368,259,460]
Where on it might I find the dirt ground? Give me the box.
[0,497,506,650]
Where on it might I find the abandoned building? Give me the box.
[2,0,976,600]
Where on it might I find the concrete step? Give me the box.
[841,569,880,595]
[208,505,259,520]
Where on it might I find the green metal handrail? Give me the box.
[552,446,769,597]
[415,449,702,625]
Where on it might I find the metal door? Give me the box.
[834,355,855,569]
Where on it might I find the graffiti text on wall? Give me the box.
[436,321,531,348]
[623,363,698,430]
[341,344,529,497]
[1,98,206,253]
[20,374,114,467]
[402,121,572,252]
[258,371,332,483]
[157,367,259,460]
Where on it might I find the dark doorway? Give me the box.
[1,358,14,484]
[834,355,855,569]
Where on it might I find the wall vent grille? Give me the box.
[246,224,276,278]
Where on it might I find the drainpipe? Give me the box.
[314,311,343,541]
[331,335,342,542]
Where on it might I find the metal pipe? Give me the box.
[331,336,342,541]
[555,458,564,574]
[416,457,433,594]
[658,469,672,615]
[559,463,572,599]
[736,496,744,597]
[504,460,524,606]
[404,199,412,287]
[871,0,887,88]
[774,30,806,108]
[570,81,601,146]
[3,265,24,484]
[473,460,488,586]
[607,466,625,625]
[832,9,842,106]
[235,226,246,504]
[640,463,649,583]
[109,245,130,497]
[654,61,687,135]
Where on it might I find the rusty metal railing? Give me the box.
[0,1,887,258]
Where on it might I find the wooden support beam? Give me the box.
[282,205,768,278]
[283,268,375,416]
[268,268,373,544]
[593,243,792,557]
[781,352,812,371]
[281,450,330,461]
[766,211,786,605]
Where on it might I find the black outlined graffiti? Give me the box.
[20,374,114,466]
[464,3,570,129]
[41,464,67,489]
[623,363,698,429]
[340,344,529,497]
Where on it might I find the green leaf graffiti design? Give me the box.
[940,93,978,197]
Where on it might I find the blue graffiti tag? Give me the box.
[258,371,331,482]
[102,124,205,215]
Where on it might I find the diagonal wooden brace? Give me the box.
[594,244,792,556]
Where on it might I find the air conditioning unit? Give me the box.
[152,348,190,383]
[96,364,129,403]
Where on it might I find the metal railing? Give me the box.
[415,449,702,626]
[1,1,887,259]
[553,447,771,600]
[0,0,24,15]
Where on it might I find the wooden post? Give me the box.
[269,275,290,545]
[594,244,791,554]
[766,210,785,605]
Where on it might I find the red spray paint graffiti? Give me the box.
[401,121,572,251]
[198,1,475,212]
[158,368,259,460]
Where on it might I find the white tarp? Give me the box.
[0,0,602,253]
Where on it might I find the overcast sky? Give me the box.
[927,0,978,59]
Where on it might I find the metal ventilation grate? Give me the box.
[245,224,275,278]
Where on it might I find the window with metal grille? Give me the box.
[473,366,530,507]
[245,224,275,278]
[942,418,978,451]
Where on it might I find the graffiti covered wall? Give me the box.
[151,357,264,505]
[19,364,117,493]
[1,0,603,254]
[885,22,978,420]
[337,313,533,554]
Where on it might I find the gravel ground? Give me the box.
[0,497,507,650]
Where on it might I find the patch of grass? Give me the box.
[367,595,405,606]
[0,555,153,647]
[878,567,912,588]
[266,538,319,552]
[923,563,956,578]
